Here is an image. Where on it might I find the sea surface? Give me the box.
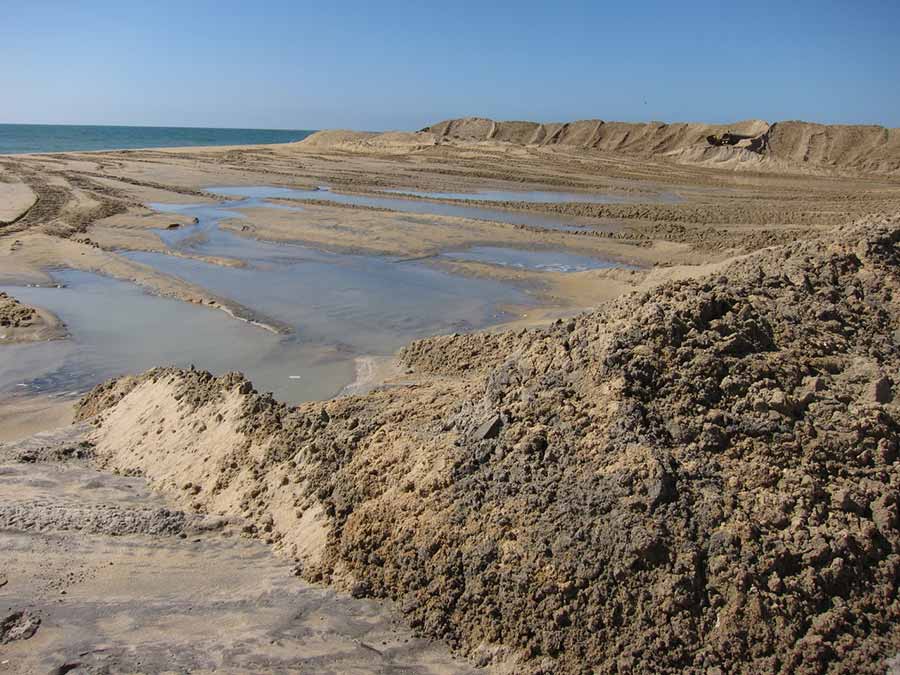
[0,124,315,155]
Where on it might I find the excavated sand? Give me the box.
[77,213,900,674]
[298,116,900,176]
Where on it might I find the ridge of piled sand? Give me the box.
[76,213,900,673]
[297,116,900,176]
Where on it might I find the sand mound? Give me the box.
[425,117,770,155]
[0,291,65,343]
[296,129,437,154]
[768,121,900,176]
[78,214,900,673]
[300,116,900,175]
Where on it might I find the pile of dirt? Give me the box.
[0,291,37,328]
[295,129,438,154]
[300,116,900,176]
[0,291,65,343]
[425,117,770,155]
[77,214,900,673]
[768,121,900,176]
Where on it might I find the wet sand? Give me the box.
[0,426,480,674]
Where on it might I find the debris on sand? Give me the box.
[1,611,40,644]
[77,213,900,673]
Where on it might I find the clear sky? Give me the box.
[3,0,899,130]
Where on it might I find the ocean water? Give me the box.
[0,124,315,155]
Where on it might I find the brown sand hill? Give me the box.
[77,213,900,673]
[425,117,770,155]
[299,116,900,176]
[767,121,900,175]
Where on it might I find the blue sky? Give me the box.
[3,1,898,130]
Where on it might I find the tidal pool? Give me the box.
[1,258,527,404]
[120,197,532,400]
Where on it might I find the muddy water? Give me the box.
[206,185,614,232]
[0,188,535,403]
[2,256,526,403]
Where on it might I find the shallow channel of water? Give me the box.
[442,246,628,272]
[0,184,641,404]
[0,270,347,402]
[205,186,610,232]
[382,188,675,204]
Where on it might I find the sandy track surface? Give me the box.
[0,182,36,224]
[0,426,479,674]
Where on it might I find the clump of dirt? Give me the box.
[0,291,37,328]
[1,610,40,644]
[78,213,900,673]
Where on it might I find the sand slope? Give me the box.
[0,181,37,224]
[298,116,900,176]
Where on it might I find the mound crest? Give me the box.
[78,215,900,673]
[298,116,900,175]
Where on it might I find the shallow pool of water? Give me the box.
[205,186,609,232]
[382,188,666,204]
[442,246,627,272]
[126,196,533,398]
[2,255,528,403]
[0,270,354,403]
[0,185,635,404]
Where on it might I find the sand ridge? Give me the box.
[298,116,900,177]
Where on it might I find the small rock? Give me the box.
[350,580,371,598]
[1,611,40,644]
[869,376,893,404]
[473,414,502,441]
[647,474,677,507]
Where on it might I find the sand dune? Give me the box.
[298,116,900,176]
